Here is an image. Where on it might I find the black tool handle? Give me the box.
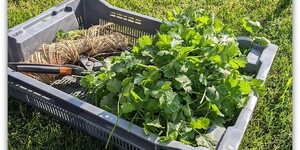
[8,62,84,75]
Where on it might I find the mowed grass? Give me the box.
[8,0,292,149]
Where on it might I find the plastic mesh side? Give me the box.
[51,76,87,101]
[8,80,143,150]
[99,19,155,44]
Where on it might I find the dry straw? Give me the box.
[23,23,128,83]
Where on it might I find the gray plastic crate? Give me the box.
[7,0,278,149]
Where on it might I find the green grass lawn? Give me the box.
[8,0,292,149]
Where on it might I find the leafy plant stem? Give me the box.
[197,101,208,110]
[197,90,207,109]
[105,92,123,149]
[105,116,120,149]
[137,110,145,120]
[128,112,138,132]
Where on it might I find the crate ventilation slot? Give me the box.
[110,11,141,25]
[99,19,154,44]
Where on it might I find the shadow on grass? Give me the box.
[262,0,292,25]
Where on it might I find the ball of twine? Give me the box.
[23,23,129,83]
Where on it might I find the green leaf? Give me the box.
[190,117,210,130]
[122,78,134,97]
[183,94,192,103]
[56,29,83,41]
[180,138,192,145]
[150,90,161,99]
[195,135,212,148]
[206,86,220,102]
[143,126,152,135]
[222,100,236,117]
[203,27,214,38]
[111,62,127,73]
[178,46,195,60]
[133,74,145,85]
[106,79,122,93]
[141,50,153,58]
[185,130,196,139]
[97,73,110,81]
[80,75,94,88]
[138,35,153,49]
[181,29,196,41]
[229,56,247,69]
[146,119,164,128]
[160,90,181,114]
[175,75,192,92]
[171,110,180,122]
[159,136,171,143]
[159,20,174,33]
[210,55,222,63]
[171,39,183,48]
[168,131,179,140]
[228,71,239,87]
[121,102,136,114]
[219,43,239,62]
[242,17,262,33]
[196,16,209,24]
[162,65,176,78]
[130,90,142,101]
[180,64,189,73]
[214,19,223,32]
[237,96,249,108]
[161,81,172,90]
[157,50,171,56]
[183,105,192,116]
[253,37,270,46]
[56,30,67,41]
[167,121,176,131]
[239,81,252,94]
[170,33,183,48]
[202,133,218,147]
[132,45,139,53]
[102,59,113,71]
[250,79,265,96]
[199,74,207,86]
[182,126,193,133]
[192,32,202,45]
[156,34,172,49]
[211,104,224,117]
[167,11,175,21]
[101,93,117,111]
[210,117,226,127]
[146,100,160,111]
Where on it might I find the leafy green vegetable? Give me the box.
[56,29,83,41]
[242,17,262,33]
[121,102,136,114]
[80,8,265,148]
[106,79,122,93]
[253,37,271,46]
[191,118,210,130]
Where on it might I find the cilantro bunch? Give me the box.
[80,8,264,148]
